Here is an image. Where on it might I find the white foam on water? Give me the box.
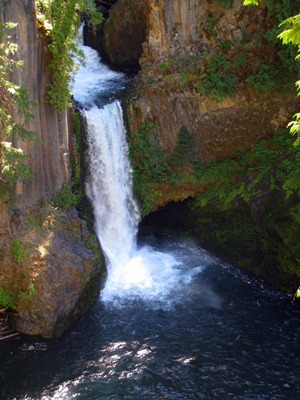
[72,27,123,106]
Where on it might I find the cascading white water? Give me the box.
[83,102,188,306]
[72,27,202,307]
[83,102,140,268]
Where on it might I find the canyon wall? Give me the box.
[102,0,297,160]
[133,0,296,160]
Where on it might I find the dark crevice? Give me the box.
[83,0,144,74]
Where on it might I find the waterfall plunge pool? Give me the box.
[0,232,299,399]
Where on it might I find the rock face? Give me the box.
[85,0,149,71]
[3,206,104,338]
[127,88,296,162]
[132,0,297,159]
[101,0,297,160]
[102,0,149,69]
[1,0,70,207]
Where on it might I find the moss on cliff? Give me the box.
[127,119,176,216]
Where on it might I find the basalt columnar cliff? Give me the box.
[99,0,298,160]
[0,0,299,337]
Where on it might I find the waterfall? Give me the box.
[83,100,184,306]
[83,102,140,268]
[72,27,197,307]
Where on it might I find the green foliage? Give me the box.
[271,1,300,23]
[18,282,36,303]
[169,126,196,166]
[243,0,259,5]
[0,286,16,310]
[139,188,163,217]
[0,20,36,193]
[233,53,247,69]
[198,15,217,34]
[288,111,300,146]
[0,143,34,187]
[215,0,234,9]
[197,52,237,101]
[279,13,300,142]
[277,13,300,76]
[128,120,174,215]
[51,183,79,210]
[70,111,85,201]
[279,14,300,50]
[11,239,32,264]
[266,10,300,77]
[36,0,103,112]
[158,54,203,90]
[177,54,202,87]
[179,73,189,87]
[25,215,43,231]
[159,62,171,72]
[194,159,241,208]
[41,0,82,111]
[221,40,232,51]
[159,57,182,74]
[243,0,300,142]
[193,130,300,209]
[129,120,172,184]
[246,62,279,92]
[181,54,202,73]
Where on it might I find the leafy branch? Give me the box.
[278,14,300,144]
[36,0,103,112]
[243,0,300,144]
[0,21,36,193]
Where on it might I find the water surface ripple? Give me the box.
[0,234,299,400]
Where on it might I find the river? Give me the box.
[0,27,299,400]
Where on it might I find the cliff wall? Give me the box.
[132,0,296,159]
[101,0,297,161]
[1,0,70,209]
